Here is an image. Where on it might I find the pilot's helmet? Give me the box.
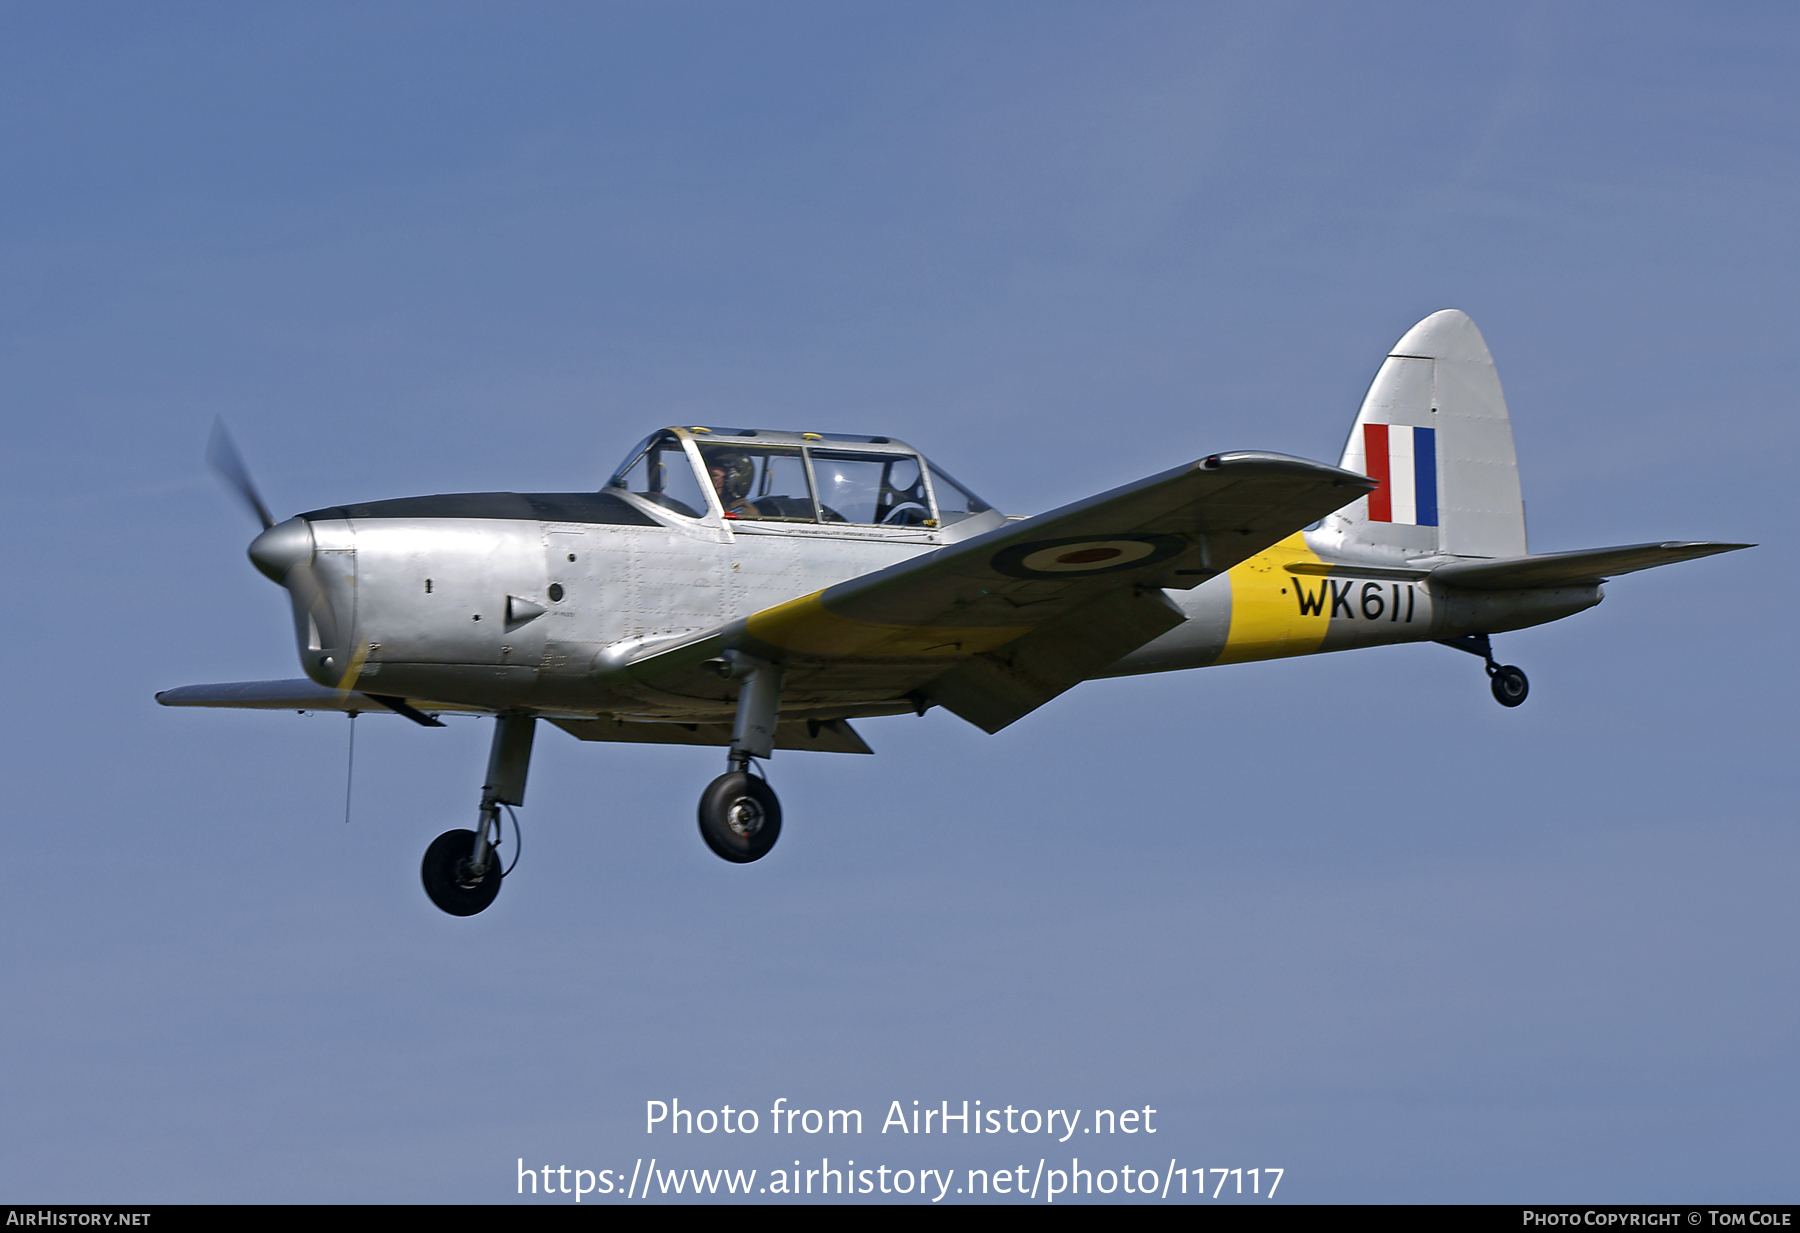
[703,448,755,503]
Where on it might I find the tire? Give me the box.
[421,828,504,916]
[697,772,782,863]
[1490,665,1529,708]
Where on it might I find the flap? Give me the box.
[552,716,873,754]
[1430,541,1752,591]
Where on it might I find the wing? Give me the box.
[1429,541,1752,590]
[155,679,879,749]
[607,451,1375,732]
[156,679,451,725]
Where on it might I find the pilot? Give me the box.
[704,448,759,518]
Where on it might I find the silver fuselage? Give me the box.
[260,492,1597,723]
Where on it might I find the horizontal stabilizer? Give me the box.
[551,716,872,754]
[1430,542,1752,591]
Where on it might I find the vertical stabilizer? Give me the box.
[1321,310,1526,560]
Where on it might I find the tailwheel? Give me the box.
[1440,636,1531,709]
[421,828,504,916]
[1489,664,1529,708]
[698,772,782,863]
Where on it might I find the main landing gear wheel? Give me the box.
[421,828,504,916]
[1490,664,1529,708]
[698,772,782,863]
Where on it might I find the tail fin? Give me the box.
[1320,310,1527,560]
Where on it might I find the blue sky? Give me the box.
[2,2,1794,1203]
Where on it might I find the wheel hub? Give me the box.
[726,796,764,838]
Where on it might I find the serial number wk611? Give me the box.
[1292,577,1420,623]
[647,1100,1156,1139]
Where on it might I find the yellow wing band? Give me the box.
[746,592,1031,658]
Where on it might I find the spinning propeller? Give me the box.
[205,418,275,531]
[206,420,314,585]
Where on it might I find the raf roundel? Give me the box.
[990,534,1186,579]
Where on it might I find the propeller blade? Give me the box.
[206,418,276,530]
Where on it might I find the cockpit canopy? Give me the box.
[606,427,992,528]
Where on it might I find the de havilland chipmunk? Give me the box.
[160,311,1749,916]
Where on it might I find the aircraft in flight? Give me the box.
[160,310,1749,915]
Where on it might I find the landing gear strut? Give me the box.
[422,711,535,915]
[698,652,784,862]
[1438,634,1529,708]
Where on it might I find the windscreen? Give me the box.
[925,461,991,526]
[607,433,710,518]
